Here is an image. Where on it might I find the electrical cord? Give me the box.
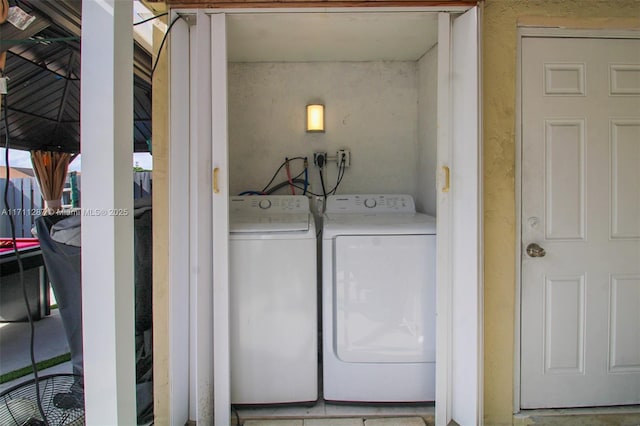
[318,169,327,198]
[2,77,50,426]
[260,157,306,193]
[303,158,309,195]
[316,154,327,198]
[240,155,342,197]
[313,155,346,198]
[134,12,168,26]
[265,178,307,195]
[292,183,321,197]
[292,169,305,181]
[262,170,308,195]
[151,14,183,78]
[330,156,346,195]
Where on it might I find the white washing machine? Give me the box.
[229,195,317,404]
[322,194,436,402]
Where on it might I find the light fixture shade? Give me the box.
[306,104,325,132]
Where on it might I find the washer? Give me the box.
[229,195,317,404]
[322,194,436,402]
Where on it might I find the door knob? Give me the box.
[526,243,546,258]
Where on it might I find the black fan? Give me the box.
[0,374,84,426]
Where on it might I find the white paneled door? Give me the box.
[521,36,640,408]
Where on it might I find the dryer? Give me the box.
[322,194,436,402]
[229,195,317,404]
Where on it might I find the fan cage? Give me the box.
[0,373,84,426]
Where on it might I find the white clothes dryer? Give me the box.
[229,195,317,404]
[322,194,436,402]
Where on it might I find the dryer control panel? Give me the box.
[325,194,416,213]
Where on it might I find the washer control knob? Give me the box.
[258,199,272,209]
[364,198,377,208]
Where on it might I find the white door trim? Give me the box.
[514,26,640,413]
[518,26,640,39]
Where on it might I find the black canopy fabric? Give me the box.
[35,214,82,378]
[34,201,153,423]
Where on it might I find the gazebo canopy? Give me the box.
[0,0,152,154]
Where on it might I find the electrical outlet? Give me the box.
[336,149,350,167]
[313,152,327,168]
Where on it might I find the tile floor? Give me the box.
[234,402,435,426]
[242,417,429,426]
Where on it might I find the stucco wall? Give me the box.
[482,1,640,425]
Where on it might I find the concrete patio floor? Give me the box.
[0,308,73,394]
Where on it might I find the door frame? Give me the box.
[514,26,640,413]
[166,7,481,425]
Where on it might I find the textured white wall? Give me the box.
[417,45,438,216]
[228,61,435,204]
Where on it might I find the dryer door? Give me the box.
[334,234,436,363]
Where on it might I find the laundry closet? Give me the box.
[166,6,480,425]
[226,10,440,408]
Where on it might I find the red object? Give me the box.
[0,238,40,254]
[285,158,296,195]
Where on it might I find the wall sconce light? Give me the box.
[306,104,325,133]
